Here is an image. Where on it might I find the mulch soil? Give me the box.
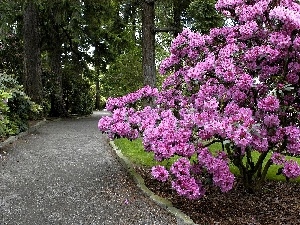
[135,166,300,225]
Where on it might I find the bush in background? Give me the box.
[63,70,94,116]
[0,73,41,138]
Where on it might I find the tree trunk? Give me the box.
[23,1,43,104]
[173,0,182,38]
[49,37,67,117]
[95,68,101,110]
[173,0,191,37]
[142,0,156,87]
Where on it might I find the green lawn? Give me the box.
[113,138,300,182]
[113,138,179,168]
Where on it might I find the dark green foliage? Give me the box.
[0,73,41,137]
[0,33,23,81]
[186,0,225,33]
[0,90,11,137]
[63,71,94,116]
[41,60,94,117]
[101,46,144,98]
[0,0,226,119]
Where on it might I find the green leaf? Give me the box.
[276,167,283,175]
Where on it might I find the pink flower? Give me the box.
[198,148,235,192]
[215,0,243,11]
[271,152,286,165]
[98,0,300,199]
[151,165,169,182]
[239,21,258,39]
[286,73,299,84]
[270,6,300,30]
[170,158,191,177]
[263,115,280,127]
[269,32,291,49]
[283,160,300,179]
[171,176,205,199]
[232,126,252,148]
[258,96,280,112]
[285,126,300,155]
[98,116,113,131]
[235,73,253,91]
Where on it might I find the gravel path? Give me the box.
[0,112,177,225]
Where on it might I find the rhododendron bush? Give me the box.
[99,0,300,198]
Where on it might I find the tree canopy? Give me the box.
[0,0,224,116]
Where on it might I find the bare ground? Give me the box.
[136,166,300,225]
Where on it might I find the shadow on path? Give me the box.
[0,112,177,225]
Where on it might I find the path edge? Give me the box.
[109,140,198,225]
[0,119,49,150]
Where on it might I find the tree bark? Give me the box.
[48,38,67,117]
[142,0,156,87]
[172,0,191,37]
[95,68,101,110]
[173,0,182,38]
[23,1,43,104]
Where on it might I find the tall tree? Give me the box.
[40,0,85,116]
[23,1,43,104]
[141,0,224,88]
[83,0,113,110]
[172,0,191,37]
[142,0,156,87]
[0,1,23,78]
[83,0,129,108]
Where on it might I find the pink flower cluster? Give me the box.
[170,158,191,177]
[198,148,234,192]
[257,96,280,112]
[98,0,300,198]
[271,152,286,165]
[283,161,300,179]
[271,153,300,179]
[98,86,159,140]
[151,165,169,182]
[171,175,204,199]
[105,85,158,111]
[285,126,300,155]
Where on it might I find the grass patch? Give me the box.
[114,138,300,182]
[113,138,179,168]
[114,138,156,167]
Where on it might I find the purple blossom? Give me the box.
[263,115,280,127]
[293,37,300,51]
[171,176,205,199]
[269,6,300,30]
[170,158,191,177]
[151,165,169,182]
[258,96,280,112]
[235,73,253,91]
[283,160,300,179]
[271,152,286,165]
[269,32,291,49]
[239,21,259,39]
[286,73,299,84]
[98,116,113,131]
[285,126,300,155]
[198,148,234,192]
